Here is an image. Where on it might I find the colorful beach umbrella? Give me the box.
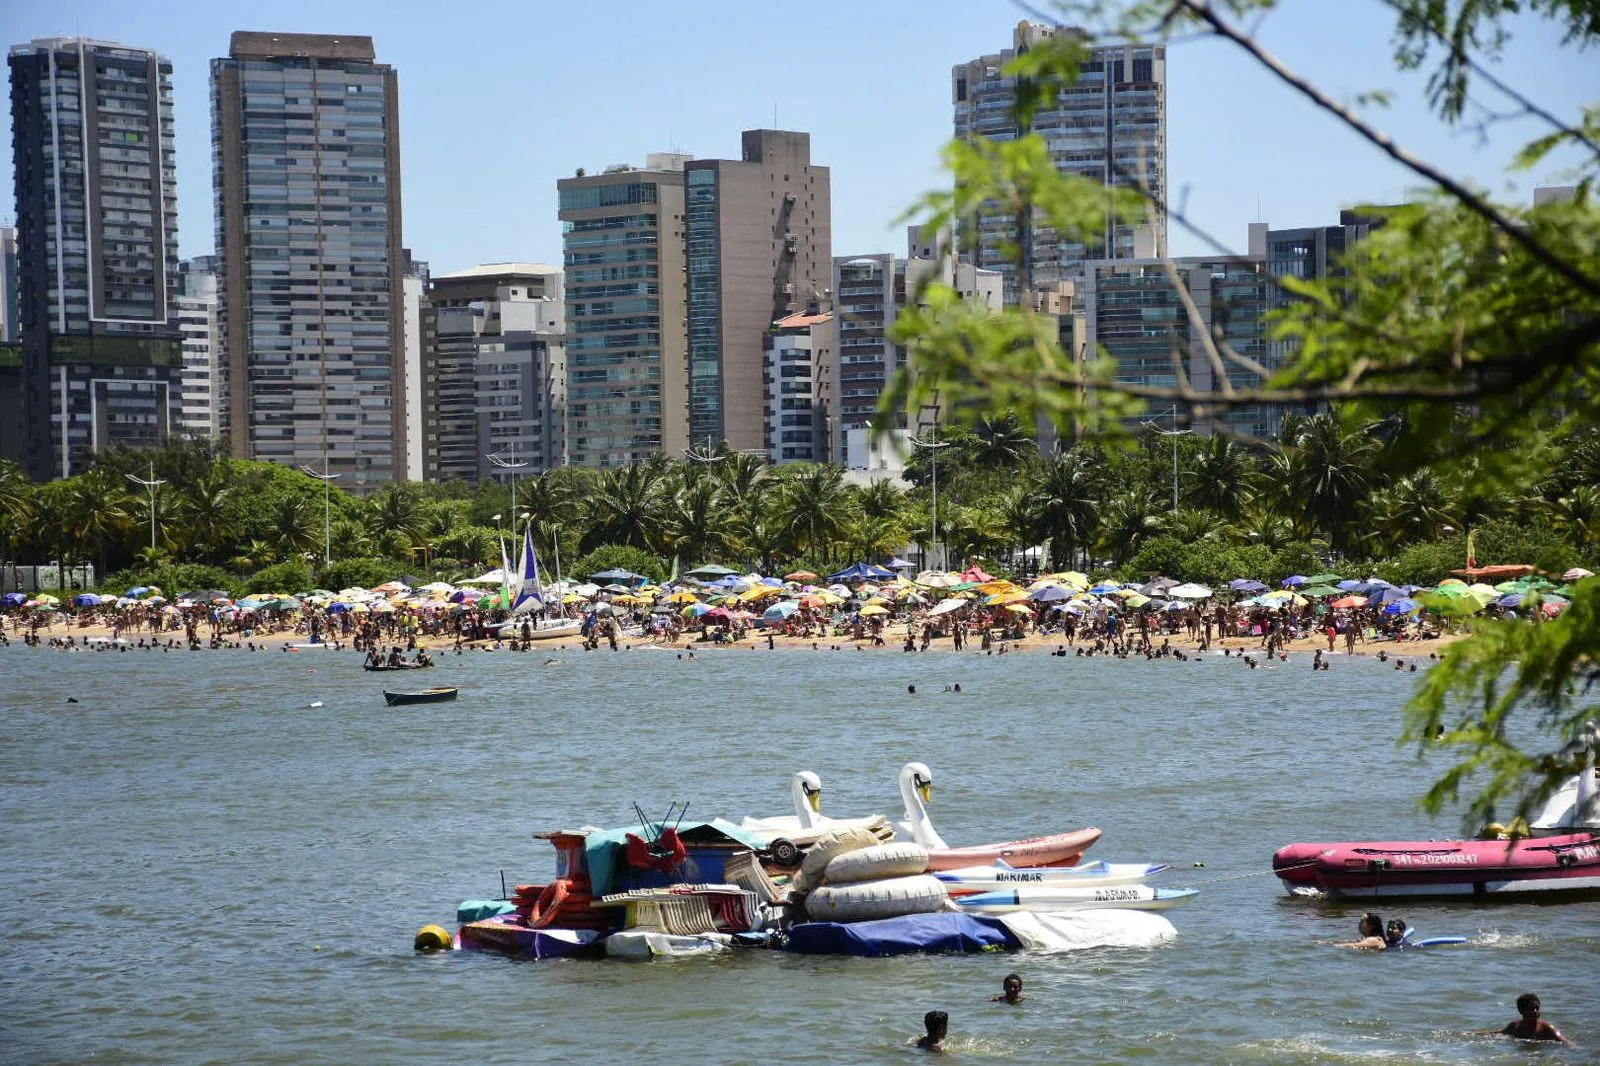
[1330,595,1367,609]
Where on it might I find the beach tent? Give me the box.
[684,564,739,579]
[827,562,895,582]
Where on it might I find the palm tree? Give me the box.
[435,524,497,567]
[365,485,426,559]
[182,467,235,564]
[967,413,1035,470]
[0,460,34,573]
[713,452,775,530]
[1033,449,1101,569]
[1547,485,1600,549]
[1186,435,1257,520]
[778,464,853,564]
[62,470,133,577]
[270,495,320,559]
[1365,470,1460,552]
[1273,413,1380,553]
[1094,485,1166,567]
[663,479,730,566]
[229,539,275,572]
[581,464,666,553]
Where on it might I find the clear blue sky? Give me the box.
[3,0,1592,274]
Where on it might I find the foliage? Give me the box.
[318,558,414,593]
[241,560,313,596]
[570,544,666,584]
[102,562,238,598]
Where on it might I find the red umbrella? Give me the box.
[1330,595,1367,609]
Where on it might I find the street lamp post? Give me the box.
[299,463,341,567]
[486,447,529,521]
[1142,404,1193,513]
[125,461,166,554]
[908,396,951,572]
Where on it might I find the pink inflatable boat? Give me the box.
[1272,832,1600,898]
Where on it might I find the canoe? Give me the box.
[383,687,458,706]
[1272,832,1600,898]
[934,860,1168,895]
[923,827,1102,871]
[496,621,583,641]
[954,884,1199,913]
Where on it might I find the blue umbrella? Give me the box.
[1283,575,1308,587]
[2,592,25,606]
[1371,586,1408,605]
[1089,581,1121,594]
[1494,593,1523,608]
[1029,586,1075,602]
[1229,578,1269,592]
[1163,600,1186,612]
[327,602,350,614]
[125,586,150,597]
[763,600,801,620]
[1336,579,1364,591]
[761,576,783,587]
[72,593,102,607]
[1381,598,1419,615]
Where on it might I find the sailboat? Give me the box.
[498,525,581,641]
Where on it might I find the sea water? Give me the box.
[2,645,1596,1064]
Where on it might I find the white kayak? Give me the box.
[955,885,1198,913]
[934,860,1168,895]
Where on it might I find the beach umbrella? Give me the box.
[859,604,889,617]
[1168,583,1213,599]
[682,602,711,617]
[1543,601,1569,616]
[72,593,102,607]
[1228,579,1268,593]
[1029,586,1075,602]
[1437,578,1467,587]
[764,600,801,620]
[684,563,739,579]
[1,592,25,606]
[1304,573,1345,585]
[701,606,734,624]
[1162,600,1187,612]
[1282,575,1308,587]
[416,581,456,593]
[1003,603,1034,615]
[1335,580,1365,592]
[124,586,150,597]
[1123,593,1152,609]
[1330,595,1367,609]
[1299,585,1341,598]
[1381,598,1419,615]
[984,591,1029,606]
[665,590,700,604]
[589,568,646,585]
[374,581,410,593]
[784,570,819,582]
[1430,584,1469,598]
[1086,581,1120,594]
[1371,586,1409,605]
[928,598,967,617]
[1139,577,1179,595]
[1563,567,1593,581]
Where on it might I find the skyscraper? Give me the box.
[683,130,831,453]
[211,32,406,491]
[8,38,183,479]
[953,21,1166,304]
[175,256,221,440]
[423,263,566,482]
[558,156,688,468]
[0,225,18,342]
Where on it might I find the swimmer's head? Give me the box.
[1517,993,1541,1019]
[1002,973,1023,999]
[923,1010,948,1038]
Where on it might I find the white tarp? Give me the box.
[998,910,1176,952]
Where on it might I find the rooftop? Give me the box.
[431,262,562,281]
[229,32,377,61]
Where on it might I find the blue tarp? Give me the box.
[785,913,1021,957]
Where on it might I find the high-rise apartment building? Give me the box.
[683,130,831,453]
[8,38,183,479]
[558,156,688,468]
[0,225,18,341]
[423,263,566,482]
[175,256,220,439]
[211,32,406,491]
[400,251,428,481]
[763,310,832,463]
[953,21,1166,304]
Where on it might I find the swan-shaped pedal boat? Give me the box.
[896,762,1101,871]
[740,771,891,845]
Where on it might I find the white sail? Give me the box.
[511,525,544,615]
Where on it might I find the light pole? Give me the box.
[1141,404,1192,513]
[486,447,528,520]
[125,461,166,554]
[908,398,951,572]
[300,463,341,567]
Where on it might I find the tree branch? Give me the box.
[1181,0,1600,301]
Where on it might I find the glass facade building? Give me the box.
[211,32,405,491]
[8,38,182,479]
[953,23,1166,304]
[558,161,687,468]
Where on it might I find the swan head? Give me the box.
[902,761,934,805]
[796,770,822,813]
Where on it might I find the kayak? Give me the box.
[954,885,1199,913]
[934,860,1168,895]
[924,828,1102,872]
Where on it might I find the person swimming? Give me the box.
[1475,993,1575,1046]
[916,1010,948,1052]
[1384,919,1411,949]
[993,973,1025,1004]
[1335,912,1387,950]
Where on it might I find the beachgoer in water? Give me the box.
[1475,993,1574,1046]
[1335,912,1387,950]
[916,1010,948,1052]
[993,973,1025,1004]
[1384,919,1409,949]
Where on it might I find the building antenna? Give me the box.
[774,102,778,128]
[1255,193,1261,222]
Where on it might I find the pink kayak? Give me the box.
[924,827,1102,872]
[1272,833,1600,898]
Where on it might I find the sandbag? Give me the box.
[792,826,881,894]
[824,842,929,885]
[805,874,948,922]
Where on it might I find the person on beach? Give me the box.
[1335,912,1387,950]
[1475,993,1574,1046]
[993,973,1025,1004]
[916,1010,948,1052]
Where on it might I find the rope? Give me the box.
[1175,858,1321,889]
